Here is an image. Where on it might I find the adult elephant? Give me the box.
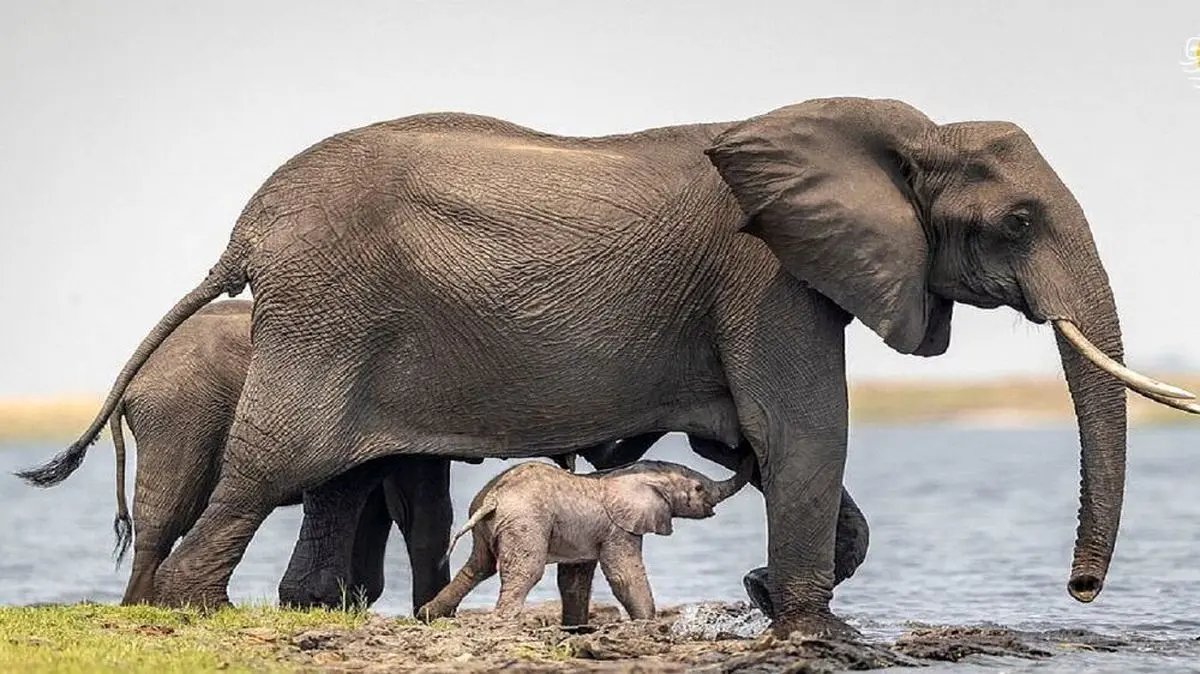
[19,97,1199,637]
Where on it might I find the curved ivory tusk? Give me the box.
[1134,388,1200,415]
[1053,320,1196,400]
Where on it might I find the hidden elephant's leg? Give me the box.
[277,457,397,609]
[383,456,454,613]
[557,561,598,627]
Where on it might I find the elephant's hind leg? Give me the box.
[151,483,276,609]
[121,432,221,605]
[417,529,496,621]
[150,414,300,609]
[121,536,172,605]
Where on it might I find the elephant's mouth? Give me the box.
[1013,278,1048,325]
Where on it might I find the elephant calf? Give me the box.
[417,456,754,623]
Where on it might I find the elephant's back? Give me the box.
[230,112,732,256]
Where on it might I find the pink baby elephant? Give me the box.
[417,455,755,625]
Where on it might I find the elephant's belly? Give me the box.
[546,527,603,565]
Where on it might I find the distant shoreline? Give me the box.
[2,375,1198,443]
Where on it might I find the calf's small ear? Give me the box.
[603,477,673,536]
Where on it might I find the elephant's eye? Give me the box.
[1002,211,1033,239]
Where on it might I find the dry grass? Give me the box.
[849,375,1200,427]
[0,396,108,443]
[3,376,1199,445]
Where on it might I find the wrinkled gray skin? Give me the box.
[43,299,456,611]
[417,457,754,623]
[21,97,1196,637]
[581,431,869,620]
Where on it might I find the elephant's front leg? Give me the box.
[597,535,655,620]
[753,411,852,638]
[722,289,856,638]
[347,485,394,607]
[576,432,666,471]
[278,458,395,609]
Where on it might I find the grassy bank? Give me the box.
[0,601,1069,673]
[0,603,367,673]
[849,375,1200,426]
[3,375,1200,444]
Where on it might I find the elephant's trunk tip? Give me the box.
[1068,573,1103,603]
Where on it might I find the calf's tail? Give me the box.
[442,499,497,567]
[14,245,248,488]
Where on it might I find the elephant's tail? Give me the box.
[442,498,497,567]
[111,403,133,567]
[14,244,249,488]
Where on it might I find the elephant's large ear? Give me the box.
[704,97,954,356]
[603,476,674,537]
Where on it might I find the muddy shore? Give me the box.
[272,601,1157,673]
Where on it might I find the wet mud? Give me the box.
[274,602,1181,673]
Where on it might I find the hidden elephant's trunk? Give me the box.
[1053,284,1128,603]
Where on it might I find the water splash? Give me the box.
[669,602,771,640]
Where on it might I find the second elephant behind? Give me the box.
[95,299,451,609]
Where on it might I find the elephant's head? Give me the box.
[601,456,756,536]
[704,97,1199,604]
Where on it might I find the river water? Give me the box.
[3,426,1199,672]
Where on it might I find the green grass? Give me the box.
[0,602,368,673]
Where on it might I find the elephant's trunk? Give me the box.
[1052,284,1128,603]
[711,454,756,504]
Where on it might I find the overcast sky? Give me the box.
[1,1,1198,397]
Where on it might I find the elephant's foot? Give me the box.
[152,570,232,611]
[415,599,455,623]
[772,609,861,641]
[743,567,860,640]
[279,572,368,611]
[742,566,775,619]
